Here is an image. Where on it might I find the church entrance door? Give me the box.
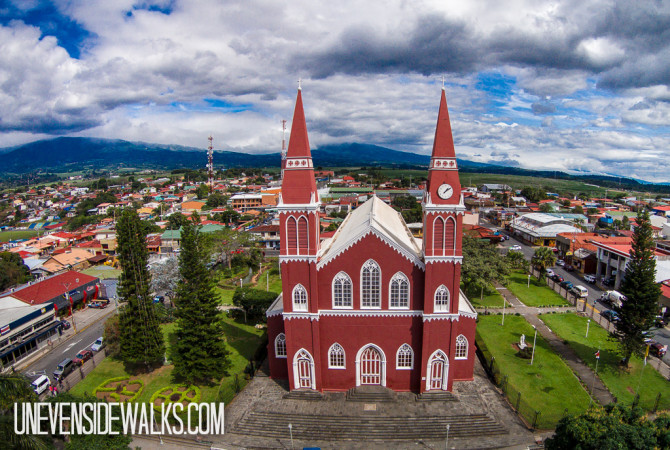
[297,356,312,388]
[428,351,448,390]
[360,346,382,385]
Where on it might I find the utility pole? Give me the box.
[207,135,214,193]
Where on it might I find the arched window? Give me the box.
[433,216,444,255]
[332,272,352,308]
[292,284,308,311]
[328,343,345,369]
[434,285,450,312]
[298,216,309,254]
[275,333,286,358]
[389,272,409,309]
[361,260,381,308]
[286,216,297,252]
[396,344,414,369]
[455,335,468,359]
[445,217,456,255]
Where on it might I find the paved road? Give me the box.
[22,311,112,384]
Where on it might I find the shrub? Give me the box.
[150,384,201,411]
[516,347,533,359]
[94,376,144,402]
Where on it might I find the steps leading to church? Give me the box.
[416,391,459,402]
[282,389,324,401]
[232,411,508,441]
[346,386,396,402]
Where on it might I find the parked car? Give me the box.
[60,320,71,330]
[570,285,589,298]
[556,259,565,266]
[53,358,74,380]
[91,337,105,352]
[648,341,668,358]
[601,310,620,322]
[564,264,575,272]
[73,349,93,366]
[603,277,615,287]
[584,275,596,284]
[546,269,555,277]
[31,375,51,395]
[153,295,165,304]
[550,274,564,283]
[655,316,668,328]
[88,301,108,309]
[559,280,574,290]
[509,245,522,252]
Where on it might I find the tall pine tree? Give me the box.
[117,208,165,369]
[171,216,230,383]
[614,209,661,366]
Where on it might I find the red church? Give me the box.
[266,86,477,393]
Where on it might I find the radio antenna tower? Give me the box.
[207,135,214,192]
[280,119,287,180]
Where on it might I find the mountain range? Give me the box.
[1,137,668,192]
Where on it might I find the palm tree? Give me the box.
[532,246,557,279]
[0,373,50,449]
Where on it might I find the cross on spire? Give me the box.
[297,78,302,90]
[441,75,446,90]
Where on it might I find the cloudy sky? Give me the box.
[1,0,669,181]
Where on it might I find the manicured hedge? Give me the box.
[93,376,144,402]
[150,384,202,411]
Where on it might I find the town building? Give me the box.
[509,213,585,246]
[266,88,477,393]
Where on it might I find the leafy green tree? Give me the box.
[206,193,228,208]
[622,215,630,229]
[171,216,230,384]
[103,314,121,357]
[0,373,50,450]
[531,246,556,279]
[520,186,546,203]
[0,251,31,291]
[505,250,529,271]
[209,228,253,269]
[545,404,668,450]
[117,208,165,370]
[167,213,188,230]
[195,183,210,199]
[232,286,277,323]
[614,209,662,366]
[573,205,584,214]
[391,195,422,223]
[461,236,509,299]
[539,203,554,213]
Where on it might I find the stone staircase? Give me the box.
[346,386,396,402]
[416,391,459,402]
[283,389,324,401]
[232,411,508,441]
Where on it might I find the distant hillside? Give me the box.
[1,137,669,193]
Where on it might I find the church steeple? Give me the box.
[281,88,318,205]
[426,88,461,205]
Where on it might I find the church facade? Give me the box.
[266,87,477,393]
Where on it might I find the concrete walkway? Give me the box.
[482,284,615,406]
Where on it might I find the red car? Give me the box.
[73,349,93,366]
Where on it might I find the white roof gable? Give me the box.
[318,195,423,268]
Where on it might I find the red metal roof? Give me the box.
[7,271,98,305]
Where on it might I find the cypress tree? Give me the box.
[171,216,230,383]
[614,209,661,366]
[117,208,165,369]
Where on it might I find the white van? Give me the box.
[31,375,51,395]
[571,285,589,298]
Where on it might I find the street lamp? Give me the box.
[445,424,450,449]
[586,319,590,338]
[530,325,538,365]
[62,278,79,334]
[288,423,293,448]
[527,274,531,288]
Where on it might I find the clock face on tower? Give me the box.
[437,183,453,200]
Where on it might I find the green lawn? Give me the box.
[0,229,40,242]
[81,266,122,279]
[506,271,569,307]
[71,316,265,406]
[540,312,670,411]
[477,315,592,429]
[215,285,236,305]
[466,284,509,308]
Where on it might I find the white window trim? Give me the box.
[292,284,308,312]
[328,343,346,369]
[395,343,414,370]
[455,334,468,360]
[275,333,287,359]
[293,348,316,390]
[433,216,445,256]
[434,284,450,313]
[388,271,410,310]
[360,259,381,310]
[355,343,387,387]
[331,271,353,310]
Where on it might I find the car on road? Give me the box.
[60,320,71,330]
[655,316,668,328]
[549,273,564,283]
[556,259,565,266]
[601,290,625,308]
[584,275,596,284]
[91,337,105,352]
[564,264,575,272]
[559,280,574,290]
[31,375,51,395]
[601,310,620,322]
[546,269,555,277]
[603,276,615,287]
[73,349,93,366]
[53,358,74,380]
[509,245,522,252]
[648,341,668,358]
[88,301,108,309]
[570,285,589,298]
